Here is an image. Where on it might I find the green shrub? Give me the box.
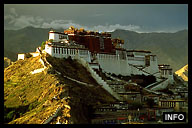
[19,113,23,117]
[23,100,28,104]
[28,100,40,111]
[6,110,15,120]
[28,104,34,111]
[48,39,53,43]
[41,41,46,50]
[9,93,16,98]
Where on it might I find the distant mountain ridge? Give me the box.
[4,26,65,61]
[4,26,188,71]
[111,29,188,72]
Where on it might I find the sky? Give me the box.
[4,4,188,32]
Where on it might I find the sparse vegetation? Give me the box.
[41,41,46,50]
[4,54,116,124]
[48,39,53,43]
[6,110,15,120]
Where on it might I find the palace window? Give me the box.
[58,48,60,54]
[64,48,66,54]
[59,34,68,39]
[61,48,63,54]
[145,55,150,66]
[71,49,73,54]
[151,56,156,61]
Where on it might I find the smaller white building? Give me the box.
[17,52,40,60]
[49,31,69,42]
[18,53,25,60]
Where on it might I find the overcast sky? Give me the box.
[4,4,188,32]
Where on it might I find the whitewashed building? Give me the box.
[44,30,172,77]
[43,28,174,88]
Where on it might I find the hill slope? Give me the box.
[4,54,115,124]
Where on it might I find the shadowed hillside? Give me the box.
[4,54,115,124]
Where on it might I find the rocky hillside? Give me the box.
[4,54,116,124]
[175,64,188,81]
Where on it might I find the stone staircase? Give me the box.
[75,56,122,101]
[128,63,160,78]
[104,70,167,96]
[150,78,170,91]
[128,63,151,75]
[128,63,170,91]
[145,78,167,90]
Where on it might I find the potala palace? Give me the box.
[18,26,174,91]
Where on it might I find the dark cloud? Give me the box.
[4,4,188,32]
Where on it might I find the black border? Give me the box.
[2,1,190,128]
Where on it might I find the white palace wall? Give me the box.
[49,33,60,42]
[96,54,131,75]
[45,44,160,77]
[143,56,159,75]
[45,44,91,62]
[127,56,145,66]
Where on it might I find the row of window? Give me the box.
[97,54,118,59]
[79,50,88,55]
[97,108,116,112]
[59,34,68,39]
[161,70,172,75]
[53,47,88,55]
[92,119,117,124]
[160,102,176,107]
[160,101,185,107]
